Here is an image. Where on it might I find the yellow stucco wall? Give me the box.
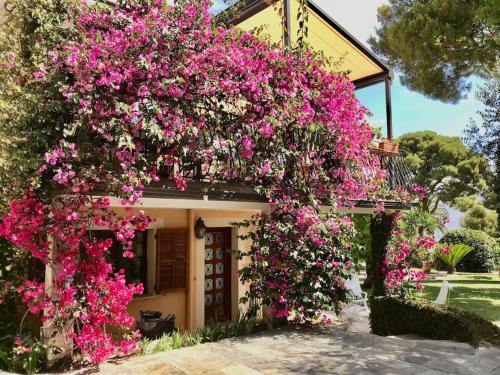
[114,208,189,329]
[110,205,261,332]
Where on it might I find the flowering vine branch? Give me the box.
[0,0,408,364]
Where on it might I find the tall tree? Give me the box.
[464,79,500,232]
[399,131,491,213]
[454,195,498,236]
[369,0,499,103]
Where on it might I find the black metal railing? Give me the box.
[379,154,415,190]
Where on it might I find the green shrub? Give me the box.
[139,330,203,356]
[0,337,45,374]
[370,296,500,347]
[198,313,256,343]
[435,244,473,274]
[436,229,498,273]
[139,313,256,356]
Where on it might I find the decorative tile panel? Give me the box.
[215,278,224,290]
[215,233,224,244]
[205,248,213,261]
[215,263,224,274]
[215,248,224,259]
[205,279,213,291]
[205,233,213,245]
[205,264,213,276]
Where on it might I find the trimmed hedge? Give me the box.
[436,229,499,273]
[370,296,500,347]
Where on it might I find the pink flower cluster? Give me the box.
[383,212,431,298]
[239,200,355,324]
[0,0,401,363]
[0,193,148,362]
[56,0,382,206]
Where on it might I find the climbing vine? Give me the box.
[238,200,354,324]
[0,0,405,365]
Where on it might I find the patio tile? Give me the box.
[65,326,500,375]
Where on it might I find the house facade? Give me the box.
[97,0,410,333]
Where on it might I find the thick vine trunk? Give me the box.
[41,238,73,367]
[370,213,393,297]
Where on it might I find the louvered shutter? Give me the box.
[156,229,187,292]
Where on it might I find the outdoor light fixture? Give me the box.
[194,218,207,239]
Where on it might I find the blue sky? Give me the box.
[210,0,483,139]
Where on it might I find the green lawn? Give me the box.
[415,272,500,327]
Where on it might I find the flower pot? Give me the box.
[421,261,432,274]
[447,266,456,274]
[379,141,399,154]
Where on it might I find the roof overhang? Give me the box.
[223,0,394,88]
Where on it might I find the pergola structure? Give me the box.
[225,0,395,138]
[140,0,414,209]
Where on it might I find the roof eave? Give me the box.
[221,0,394,83]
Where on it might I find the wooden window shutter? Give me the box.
[156,229,188,292]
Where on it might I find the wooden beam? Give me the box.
[283,0,292,48]
[353,72,388,90]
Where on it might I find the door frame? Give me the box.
[204,227,232,324]
[194,217,245,330]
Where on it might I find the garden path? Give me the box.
[71,324,500,375]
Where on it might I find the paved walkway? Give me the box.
[76,326,500,375]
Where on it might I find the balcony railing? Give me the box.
[144,144,415,208]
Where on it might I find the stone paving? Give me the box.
[74,325,500,375]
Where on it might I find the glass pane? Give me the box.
[205,279,213,291]
[215,233,224,244]
[216,263,224,274]
[215,293,224,305]
[205,294,213,306]
[205,264,213,276]
[215,278,224,289]
[215,248,224,259]
[205,233,213,245]
[205,248,213,261]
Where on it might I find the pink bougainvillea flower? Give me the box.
[33,70,45,79]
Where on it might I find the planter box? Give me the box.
[379,141,399,154]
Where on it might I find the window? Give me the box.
[92,230,148,290]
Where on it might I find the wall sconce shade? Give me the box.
[195,218,207,239]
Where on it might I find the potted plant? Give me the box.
[369,126,383,150]
[421,259,433,273]
[418,239,435,274]
[378,137,399,154]
[435,244,473,274]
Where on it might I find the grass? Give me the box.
[414,272,500,327]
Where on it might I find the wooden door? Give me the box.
[204,228,232,323]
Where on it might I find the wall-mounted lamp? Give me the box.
[194,218,207,239]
